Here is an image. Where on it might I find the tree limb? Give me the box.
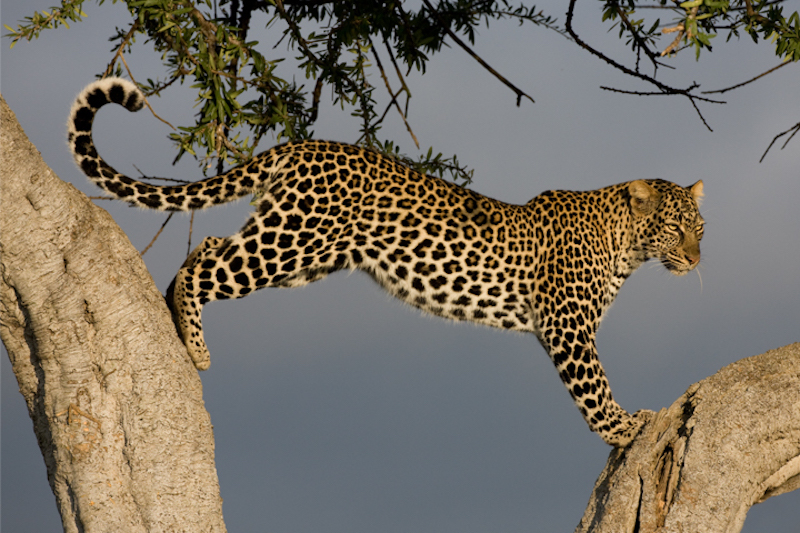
[577,343,800,533]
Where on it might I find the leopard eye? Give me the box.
[665,223,680,233]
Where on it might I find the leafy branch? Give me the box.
[5,0,799,174]
[4,0,89,46]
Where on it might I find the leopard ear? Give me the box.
[628,180,660,216]
[689,180,704,206]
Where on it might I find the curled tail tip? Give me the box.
[75,77,144,113]
[68,77,145,172]
[68,77,144,135]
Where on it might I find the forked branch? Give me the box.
[565,0,725,131]
[760,121,800,162]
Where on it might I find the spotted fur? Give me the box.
[68,78,705,446]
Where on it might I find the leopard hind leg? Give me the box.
[167,236,227,370]
[167,224,349,369]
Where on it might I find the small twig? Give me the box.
[102,21,140,78]
[687,95,713,131]
[145,73,185,98]
[421,0,534,106]
[703,61,791,95]
[760,121,800,162]
[308,77,323,122]
[660,22,686,57]
[216,122,247,159]
[140,213,174,256]
[132,165,191,185]
[615,5,660,69]
[99,22,175,130]
[660,5,699,57]
[187,211,195,256]
[384,39,413,116]
[599,85,724,105]
[370,38,419,149]
[117,55,177,131]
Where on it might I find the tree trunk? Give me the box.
[0,95,226,532]
[1,93,798,533]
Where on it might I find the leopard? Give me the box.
[68,77,705,447]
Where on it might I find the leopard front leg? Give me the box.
[538,332,651,447]
[166,236,226,370]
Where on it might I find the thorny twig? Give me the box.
[111,52,178,132]
[101,23,177,131]
[188,212,195,257]
[128,168,189,254]
[384,39,414,118]
[615,4,661,69]
[102,21,140,78]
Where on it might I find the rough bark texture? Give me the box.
[577,342,800,533]
[0,95,226,531]
[1,92,798,533]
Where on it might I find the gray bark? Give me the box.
[1,92,798,533]
[0,95,226,531]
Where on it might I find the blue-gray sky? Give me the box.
[2,1,799,531]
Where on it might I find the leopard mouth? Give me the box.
[661,256,697,276]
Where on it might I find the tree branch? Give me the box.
[370,38,419,149]
[565,0,725,131]
[577,343,800,533]
[421,0,534,106]
[612,1,662,70]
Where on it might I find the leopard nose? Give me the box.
[684,242,700,266]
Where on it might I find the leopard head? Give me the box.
[628,179,705,276]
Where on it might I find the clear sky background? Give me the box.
[2,1,799,531]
